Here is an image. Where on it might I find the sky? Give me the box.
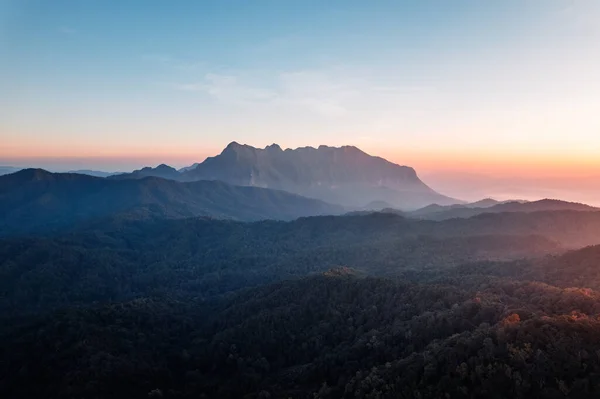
[1,1,599,202]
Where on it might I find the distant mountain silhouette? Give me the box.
[409,203,469,217]
[178,163,200,172]
[113,143,459,209]
[409,198,598,220]
[408,198,506,217]
[0,166,21,176]
[176,142,459,209]
[68,169,121,177]
[110,164,180,180]
[0,169,343,235]
[467,198,502,208]
[362,200,395,211]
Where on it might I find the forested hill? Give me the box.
[5,271,600,398]
[3,208,600,398]
[3,210,600,318]
[0,169,343,235]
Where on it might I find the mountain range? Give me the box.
[408,198,506,216]
[113,142,459,209]
[0,168,342,235]
[408,198,598,220]
[67,169,121,178]
[3,156,600,398]
[2,167,120,178]
[110,164,180,180]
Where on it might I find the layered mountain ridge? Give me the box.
[408,198,599,220]
[0,168,343,234]
[111,164,180,180]
[113,142,459,209]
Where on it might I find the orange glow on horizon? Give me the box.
[4,139,600,178]
[377,148,600,178]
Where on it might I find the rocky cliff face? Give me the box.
[181,142,459,209]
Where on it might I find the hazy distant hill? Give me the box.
[178,142,459,209]
[0,166,21,176]
[409,198,597,220]
[0,169,343,234]
[178,162,200,172]
[408,198,511,217]
[468,198,503,208]
[361,200,395,210]
[67,169,121,177]
[110,164,180,180]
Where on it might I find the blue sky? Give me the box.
[1,0,599,178]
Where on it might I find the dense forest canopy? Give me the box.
[2,206,600,398]
[3,210,597,318]
[5,271,600,398]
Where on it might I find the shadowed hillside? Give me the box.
[5,268,600,398]
[0,169,343,234]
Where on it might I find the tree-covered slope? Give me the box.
[0,211,576,317]
[0,169,343,234]
[4,272,600,398]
